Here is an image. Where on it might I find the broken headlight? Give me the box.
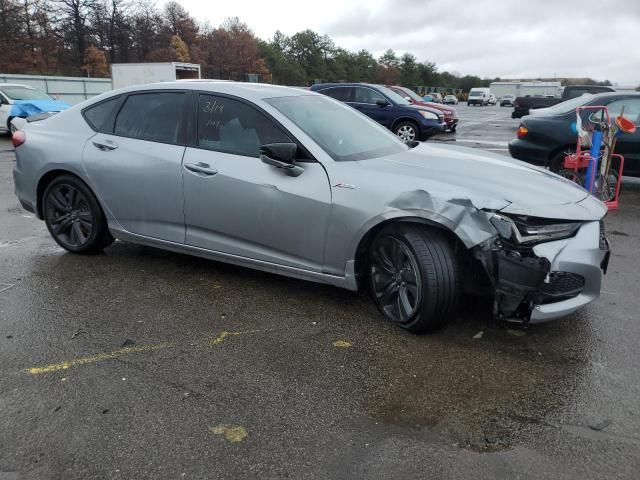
[490,214,581,245]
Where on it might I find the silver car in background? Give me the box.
[12,82,610,332]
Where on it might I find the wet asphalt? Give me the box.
[1,104,639,479]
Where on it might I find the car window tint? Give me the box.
[114,92,185,144]
[353,87,386,104]
[197,94,291,157]
[83,97,119,132]
[321,87,352,102]
[606,99,640,125]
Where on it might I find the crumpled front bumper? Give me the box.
[529,221,608,323]
[476,220,609,323]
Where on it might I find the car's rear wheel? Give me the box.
[43,175,114,254]
[369,225,458,333]
[394,121,419,142]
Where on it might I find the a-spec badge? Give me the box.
[332,183,356,190]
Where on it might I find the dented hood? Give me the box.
[364,142,606,220]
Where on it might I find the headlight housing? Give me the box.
[418,110,438,120]
[490,214,581,244]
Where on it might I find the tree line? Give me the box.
[0,0,613,91]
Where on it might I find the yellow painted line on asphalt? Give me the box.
[25,343,171,375]
[333,340,352,348]
[20,328,268,376]
[210,330,261,345]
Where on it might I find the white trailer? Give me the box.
[490,81,562,99]
[111,62,201,89]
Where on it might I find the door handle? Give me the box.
[92,140,118,151]
[184,162,218,176]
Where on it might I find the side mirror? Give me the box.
[0,97,7,105]
[260,143,304,177]
[376,99,390,107]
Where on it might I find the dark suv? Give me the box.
[309,83,445,141]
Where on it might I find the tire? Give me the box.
[6,118,14,136]
[369,225,458,333]
[393,121,419,142]
[42,175,114,254]
[548,148,575,173]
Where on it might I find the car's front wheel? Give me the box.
[43,175,114,254]
[369,225,458,333]
[393,121,419,142]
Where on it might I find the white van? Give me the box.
[467,87,491,106]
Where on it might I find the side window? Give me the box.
[83,96,120,132]
[197,94,292,157]
[114,92,185,144]
[321,87,353,102]
[353,87,386,104]
[606,99,640,125]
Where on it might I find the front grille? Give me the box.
[599,221,608,250]
[540,272,585,304]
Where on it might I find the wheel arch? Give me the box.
[352,216,468,290]
[36,169,87,218]
[390,117,421,135]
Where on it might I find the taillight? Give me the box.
[517,125,529,139]
[12,130,26,148]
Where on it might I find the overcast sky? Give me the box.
[181,0,640,85]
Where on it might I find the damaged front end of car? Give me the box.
[473,213,610,324]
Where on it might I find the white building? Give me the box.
[490,81,562,98]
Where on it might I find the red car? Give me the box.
[388,86,458,132]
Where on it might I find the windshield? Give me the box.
[266,95,409,162]
[378,86,411,105]
[542,93,594,114]
[1,86,53,101]
[395,87,423,103]
[469,91,483,97]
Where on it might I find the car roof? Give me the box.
[106,81,315,101]
[589,91,640,100]
[310,82,382,90]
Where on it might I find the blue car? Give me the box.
[309,83,445,142]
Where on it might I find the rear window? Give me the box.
[114,92,185,144]
[83,97,120,132]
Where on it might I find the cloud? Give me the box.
[320,0,640,84]
[181,0,640,84]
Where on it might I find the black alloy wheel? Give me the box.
[43,175,114,253]
[370,235,422,324]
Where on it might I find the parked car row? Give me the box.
[386,86,458,132]
[511,85,616,118]
[309,83,448,141]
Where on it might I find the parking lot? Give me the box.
[1,105,640,479]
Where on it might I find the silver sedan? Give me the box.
[12,82,610,332]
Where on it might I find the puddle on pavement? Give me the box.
[364,308,597,452]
